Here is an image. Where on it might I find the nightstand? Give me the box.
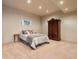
[14,34,19,42]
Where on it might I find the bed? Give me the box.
[19,30,49,49]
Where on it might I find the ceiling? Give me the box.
[3,0,77,16]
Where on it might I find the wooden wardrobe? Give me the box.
[48,18,61,41]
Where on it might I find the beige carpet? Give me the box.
[3,40,77,59]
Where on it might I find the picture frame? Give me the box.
[21,19,32,26]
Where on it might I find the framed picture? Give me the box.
[21,19,32,25]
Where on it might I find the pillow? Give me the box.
[28,30,33,34]
[22,30,29,34]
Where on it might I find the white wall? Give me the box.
[42,12,77,43]
[2,6,42,44]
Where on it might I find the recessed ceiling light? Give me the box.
[27,0,31,4]
[46,10,48,13]
[64,8,68,11]
[38,6,42,9]
[60,1,64,5]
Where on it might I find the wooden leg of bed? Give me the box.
[46,42,50,44]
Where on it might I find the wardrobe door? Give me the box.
[48,21,53,39]
[52,20,58,40]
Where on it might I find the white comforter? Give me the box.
[19,33,49,49]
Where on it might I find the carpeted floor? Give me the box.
[3,40,77,59]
